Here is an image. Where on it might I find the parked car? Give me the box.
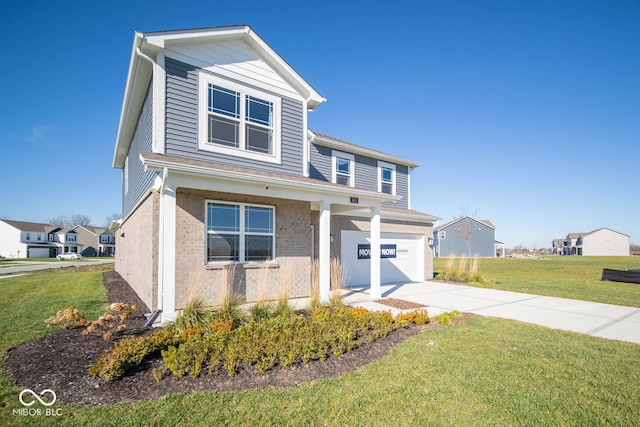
[57,252,82,260]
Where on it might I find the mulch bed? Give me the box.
[3,271,470,405]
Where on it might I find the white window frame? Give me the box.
[331,150,355,187]
[378,161,396,195]
[198,73,281,164]
[205,200,276,264]
[439,231,446,240]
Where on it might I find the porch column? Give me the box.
[318,201,331,303]
[158,173,177,323]
[370,205,381,299]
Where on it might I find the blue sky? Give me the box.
[0,0,638,248]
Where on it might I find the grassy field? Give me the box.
[434,255,640,307]
[1,263,639,426]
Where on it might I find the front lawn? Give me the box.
[1,265,639,426]
[434,256,640,307]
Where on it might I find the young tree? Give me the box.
[453,205,478,256]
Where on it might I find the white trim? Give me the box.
[158,171,177,323]
[377,161,396,195]
[318,201,331,303]
[198,71,282,164]
[153,52,166,154]
[369,205,381,299]
[204,200,276,264]
[141,153,400,206]
[331,150,355,187]
[123,156,129,195]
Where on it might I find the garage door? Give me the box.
[340,231,424,287]
[28,247,50,258]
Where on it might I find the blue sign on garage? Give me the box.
[357,244,397,259]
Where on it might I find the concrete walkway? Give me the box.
[0,259,114,276]
[341,281,640,345]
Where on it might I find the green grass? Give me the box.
[1,264,639,426]
[435,255,640,307]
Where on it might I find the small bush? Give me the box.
[45,308,88,329]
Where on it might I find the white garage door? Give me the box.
[28,247,50,258]
[340,231,424,287]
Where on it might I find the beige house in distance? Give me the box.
[554,228,630,256]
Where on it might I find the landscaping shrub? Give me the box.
[90,303,433,381]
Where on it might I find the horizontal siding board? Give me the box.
[309,142,410,209]
[163,56,304,176]
[124,83,157,216]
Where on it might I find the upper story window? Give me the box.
[378,161,396,195]
[206,201,275,263]
[25,232,31,241]
[332,151,354,187]
[199,73,281,164]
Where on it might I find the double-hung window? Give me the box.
[378,161,396,195]
[332,151,355,187]
[199,74,281,163]
[206,202,275,263]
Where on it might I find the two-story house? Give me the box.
[72,225,116,256]
[433,216,502,257]
[112,25,438,323]
[555,228,630,256]
[0,219,82,258]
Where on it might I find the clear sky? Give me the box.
[0,0,638,248]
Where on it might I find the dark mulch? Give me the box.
[4,271,470,406]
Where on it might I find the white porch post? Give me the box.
[370,205,381,299]
[318,201,331,303]
[158,173,177,323]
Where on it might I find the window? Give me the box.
[199,74,280,163]
[206,202,275,263]
[332,151,354,187]
[25,233,31,241]
[378,161,396,195]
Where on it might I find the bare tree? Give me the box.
[48,214,92,228]
[453,205,478,256]
[104,213,121,228]
[71,214,91,227]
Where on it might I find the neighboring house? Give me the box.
[554,228,630,256]
[433,216,501,257]
[112,25,439,323]
[551,238,565,255]
[72,225,116,256]
[0,219,83,258]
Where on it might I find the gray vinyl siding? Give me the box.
[309,143,409,209]
[435,218,496,257]
[309,144,331,182]
[164,57,305,176]
[123,83,157,216]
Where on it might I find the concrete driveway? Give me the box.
[342,281,640,345]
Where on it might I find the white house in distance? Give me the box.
[0,219,83,258]
[553,228,630,256]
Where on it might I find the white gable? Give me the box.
[166,39,300,100]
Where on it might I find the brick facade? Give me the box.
[174,188,312,309]
[115,192,159,311]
